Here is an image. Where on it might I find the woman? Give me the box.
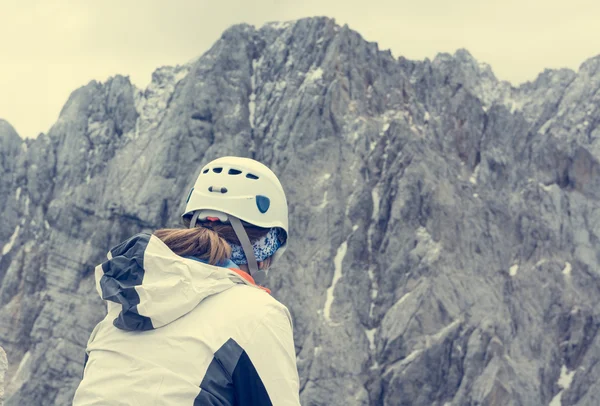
[73,157,301,405]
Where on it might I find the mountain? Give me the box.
[1,16,600,405]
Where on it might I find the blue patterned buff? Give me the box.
[230,227,284,265]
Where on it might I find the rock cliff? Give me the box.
[1,17,600,406]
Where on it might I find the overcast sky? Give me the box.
[2,0,598,139]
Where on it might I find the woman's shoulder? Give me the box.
[214,284,291,322]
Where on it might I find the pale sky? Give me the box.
[1,0,598,139]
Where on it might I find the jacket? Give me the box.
[72,233,301,405]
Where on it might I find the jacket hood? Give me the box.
[94,233,266,331]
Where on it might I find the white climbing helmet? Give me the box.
[182,156,289,283]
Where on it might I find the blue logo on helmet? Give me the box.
[256,195,270,213]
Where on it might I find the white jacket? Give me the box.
[73,233,301,406]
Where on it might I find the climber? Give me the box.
[72,156,301,405]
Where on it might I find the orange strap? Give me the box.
[229,268,271,294]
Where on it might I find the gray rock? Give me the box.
[1,16,600,405]
[0,346,6,406]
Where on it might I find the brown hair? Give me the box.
[154,220,272,269]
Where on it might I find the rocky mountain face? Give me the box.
[1,17,600,406]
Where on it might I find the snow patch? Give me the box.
[540,183,556,192]
[316,191,329,210]
[305,67,324,83]
[1,225,21,255]
[402,349,423,364]
[13,351,31,382]
[470,165,480,184]
[173,68,188,83]
[370,135,379,151]
[135,64,190,135]
[397,292,412,305]
[371,186,381,220]
[368,266,379,301]
[323,241,349,324]
[8,350,32,395]
[284,53,296,68]
[353,224,359,231]
[558,366,575,389]
[468,66,512,111]
[562,262,572,276]
[432,320,460,340]
[366,328,377,351]
[509,264,519,277]
[248,96,256,128]
[549,365,575,406]
[274,80,287,92]
[15,187,21,200]
[424,111,430,122]
[415,227,442,264]
[368,302,376,319]
[263,21,293,30]
[507,98,524,114]
[538,118,555,135]
[348,130,361,142]
[249,58,260,129]
[368,264,379,319]
[44,221,50,230]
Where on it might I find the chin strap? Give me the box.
[190,211,201,228]
[229,215,266,285]
[188,211,266,286]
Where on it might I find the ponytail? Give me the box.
[154,227,231,265]
[154,222,272,268]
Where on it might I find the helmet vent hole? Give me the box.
[208,186,228,193]
[213,167,223,174]
[228,169,242,175]
[246,173,259,180]
[202,169,209,174]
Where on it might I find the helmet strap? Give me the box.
[229,215,266,285]
[189,211,201,228]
